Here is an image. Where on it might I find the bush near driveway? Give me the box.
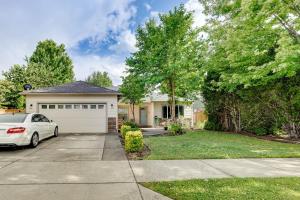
[125,130,144,153]
[121,125,132,138]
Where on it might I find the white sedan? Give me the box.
[0,113,58,148]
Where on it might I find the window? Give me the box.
[162,105,184,119]
[74,104,80,109]
[162,106,171,119]
[90,105,96,109]
[98,105,104,109]
[58,105,64,109]
[118,108,128,121]
[32,114,42,122]
[40,115,50,122]
[176,105,184,117]
[49,105,55,109]
[65,105,72,109]
[0,114,28,123]
[41,105,47,109]
[82,105,88,109]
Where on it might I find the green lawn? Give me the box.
[144,131,300,160]
[142,177,300,200]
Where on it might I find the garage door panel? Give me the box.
[38,104,107,133]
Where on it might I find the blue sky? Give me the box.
[0,0,204,85]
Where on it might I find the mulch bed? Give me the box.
[126,145,151,160]
[118,133,151,160]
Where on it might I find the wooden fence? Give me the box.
[0,109,25,114]
[194,111,208,123]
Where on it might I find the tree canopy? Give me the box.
[198,0,300,137]
[26,39,75,88]
[86,71,113,87]
[119,74,147,122]
[126,5,202,120]
[1,39,75,108]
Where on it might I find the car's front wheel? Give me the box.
[30,133,39,148]
[54,127,58,137]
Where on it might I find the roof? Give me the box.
[21,81,121,95]
[107,85,120,92]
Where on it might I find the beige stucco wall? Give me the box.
[119,101,193,127]
[25,94,118,128]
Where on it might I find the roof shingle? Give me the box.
[21,81,120,95]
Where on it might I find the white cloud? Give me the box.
[109,30,137,54]
[184,0,206,28]
[149,11,161,24]
[71,53,126,85]
[144,3,151,11]
[0,0,136,77]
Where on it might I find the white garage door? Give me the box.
[38,103,107,133]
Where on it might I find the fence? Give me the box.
[193,110,208,126]
[0,109,25,114]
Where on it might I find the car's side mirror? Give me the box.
[50,120,53,123]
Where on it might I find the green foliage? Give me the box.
[26,39,75,88]
[168,122,185,135]
[126,5,202,120]
[119,75,146,122]
[120,125,132,138]
[198,0,300,138]
[1,39,75,108]
[122,121,139,128]
[2,65,27,108]
[125,130,144,153]
[86,71,112,87]
[0,80,17,108]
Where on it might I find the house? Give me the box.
[21,81,120,134]
[21,81,200,134]
[116,89,194,128]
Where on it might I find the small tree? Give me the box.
[86,71,113,87]
[0,80,20,108]
[2,65,27,108]
[119,74,146,122]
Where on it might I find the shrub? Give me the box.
[125,130,144,153]
[168,122,186,135]
[122,120,138,128]
[120,125,131,138]
[252,127,268,136]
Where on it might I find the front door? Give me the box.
[140,108,147,126]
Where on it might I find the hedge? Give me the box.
[125,130,144,153]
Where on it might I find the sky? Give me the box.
[0,0,205,85]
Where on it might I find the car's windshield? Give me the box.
[0,114,28,123]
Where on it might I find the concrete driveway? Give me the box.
[0,133,169,200]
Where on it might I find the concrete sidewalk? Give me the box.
[130,158,300,182]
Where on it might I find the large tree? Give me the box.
[126,5,202,121]
[86,71,113,87]
[199,0,300,137]
[1,39,75,108]
[26,39,75,88]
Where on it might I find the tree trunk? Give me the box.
[130,103,135,123]
[171,80,176,122]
